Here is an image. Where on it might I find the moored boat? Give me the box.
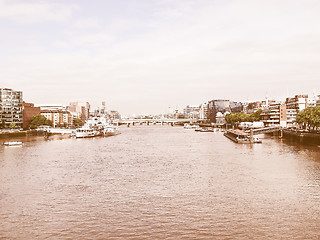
[199,127,214,132]
[224,129,262,144]
[184,123,199,129]
[3,141,23,146]
[75,127,98,138]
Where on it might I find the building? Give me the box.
[108,110,121,120]
[184,105,201,119]
[207,100,242,123]
[244,99,276,114]
[68,102,90,122]
[23,102,40,129]
[261,102,287,127]
[0,88,23,128]
[199,103,208,120]
[36,104,66,111]
[41,110,73,127]
[261,94,317,127]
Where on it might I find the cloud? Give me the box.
[0,0,78,23]
[1,0,320,114]
[72,18,102,29]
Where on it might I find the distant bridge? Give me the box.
[113,118,200,126]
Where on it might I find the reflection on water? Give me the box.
[0,126,320,239]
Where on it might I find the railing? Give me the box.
[245,126,281,135]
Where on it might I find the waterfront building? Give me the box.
[261,94,317,127]
[36,104,67,111]
[207,100,230,123]
[109,110,121,120]
[199,103,208,120]
[261,102,287,127]
[0,88,23,128]
[184,105,201,119]
[69,102,90,122]
[41,110,73,127]
[244,99,276,114]
[216,111,230,126]
[207,100,242,123]
[285,94,312,111]
[23,102,40,129]
[285,94,315,125]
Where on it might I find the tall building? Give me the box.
[261,102,287,127]
[184,105,201,119]
[23,102,40,129]
[68,102,90,121]
[261,94,317,127]
[0,88,23,128]
[199,103,208,120]
[207,100,242,123]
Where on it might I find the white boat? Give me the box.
[75,127,98,138]
[102,125,119,136]
[3,141,23,146]
[184,123,199,129]
[75,116,118,138]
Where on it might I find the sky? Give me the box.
[1,0,320,115]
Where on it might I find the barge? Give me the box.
[224,129,262,144]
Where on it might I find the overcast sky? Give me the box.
[1,0,320,115]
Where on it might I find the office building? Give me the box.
[0,88,23,128]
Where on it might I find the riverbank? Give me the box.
[282,129,320,144]
[0,130,40,139]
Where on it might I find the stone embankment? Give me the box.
[282,129,320,144]
[0,130,39,139]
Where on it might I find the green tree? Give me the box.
[296,106,320,131]
[9,122,16,129]
[73,118,83,127]
[225,109,262,127]
[29,114,52,129]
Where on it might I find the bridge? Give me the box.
[113,118,200,126]
[245,126,282,135]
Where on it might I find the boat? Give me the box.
[102,124,119,137]
[75,116,118,138]
[184,123,199,129]
[199,127,214,132]
[3,141,23,146]
[75,127,98,138]
[224,129,262,144]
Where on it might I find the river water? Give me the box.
[0,126,320,239]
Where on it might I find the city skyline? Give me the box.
[1,0,320,115]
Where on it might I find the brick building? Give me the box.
[23,102,40,129]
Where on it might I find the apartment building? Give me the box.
[0,88,23,128]
[262,94,317,127]
[261,102,286,127]
[199,103,208,120]
[41,110,73,127]
[68,102,90,121]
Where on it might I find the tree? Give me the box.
[225,109,263,127]
[9,122,16,129]
[73,118,83,127]
[29,114,52,129]
[1,120,5,129]
[296,106,320,131]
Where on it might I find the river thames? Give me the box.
[1,126,320,239]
